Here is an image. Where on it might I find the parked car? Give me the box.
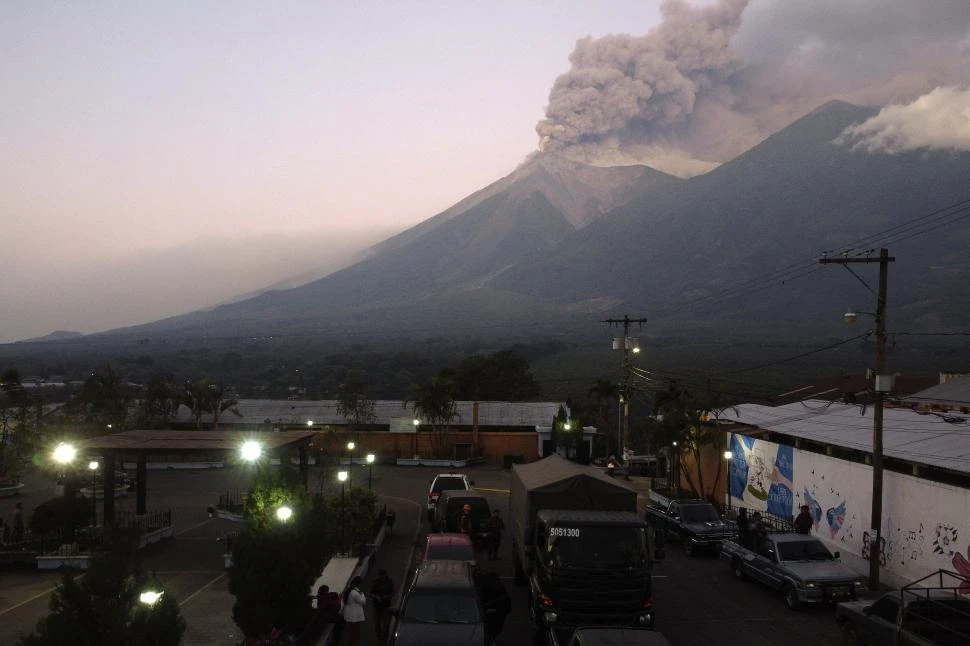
[645,494,735,556]
[722,532,866,609]
[424,532,478,572]
[433,489,491,546]
[390,560,486,646]
[549,626,673,646]
[427,473,473,521]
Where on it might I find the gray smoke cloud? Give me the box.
[537,0,970,177]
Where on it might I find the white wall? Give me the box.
[726,433,970,588]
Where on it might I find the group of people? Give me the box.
[317,569,395,646]
[735,504,815,550]
[456,505,505,560]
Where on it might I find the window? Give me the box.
[778,540,832,562]
[401,591,480,624]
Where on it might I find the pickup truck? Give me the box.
[721,532,867,609]
[645,495,735,556]
[835,569,970,646]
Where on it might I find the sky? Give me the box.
[2,1,969,344]
[0,1,671,342]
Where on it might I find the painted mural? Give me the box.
[726,433,970,586]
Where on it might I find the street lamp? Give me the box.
[88,460,99,526]
[366,453,375,490]
[139,590,163,606]
[338,470,348,554]
[240,440,262,462]
[53,442,77,465]
[723,451,733,513]
[276,505,293,522]
[307,420,314,427]
[346,441,356,486]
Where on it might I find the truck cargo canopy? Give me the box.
[512,454,638,513]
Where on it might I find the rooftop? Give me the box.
[721,400,970,475]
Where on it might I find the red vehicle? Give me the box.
[423,532,479,572]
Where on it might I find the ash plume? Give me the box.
[536,0,970,177]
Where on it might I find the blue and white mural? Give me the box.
[725,432,970,587]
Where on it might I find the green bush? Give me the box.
[29,496,94,534]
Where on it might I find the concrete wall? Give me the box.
[726,432,970,588]
[312,431,540,465]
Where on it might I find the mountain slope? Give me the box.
[489,101,970,333]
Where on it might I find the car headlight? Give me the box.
[544,611,558,624]
[638,613,653,625]
[800,581,817,588]
[853,580,865,587]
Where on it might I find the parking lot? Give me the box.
[0,462,848,645]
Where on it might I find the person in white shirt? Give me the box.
[341,576,366,645]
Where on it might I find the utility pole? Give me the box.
[820,248,893,590]
[604,316,648,459]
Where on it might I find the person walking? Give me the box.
[369,569,394,644]
[342,576,366,646]
[794,504,813,534]
[486,509,504,560]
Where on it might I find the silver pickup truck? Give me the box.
[721,532,867,610]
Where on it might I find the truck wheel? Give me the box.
[841,623,861,646]
[731,557,747,581]
[783,584,801,611]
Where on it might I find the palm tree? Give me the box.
[589,378,619,455]
[404,372,458,458]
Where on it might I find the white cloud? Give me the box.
[839,86,970,154]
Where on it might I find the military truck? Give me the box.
[511,455,661,634]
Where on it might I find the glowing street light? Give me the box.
[139,590,163,606]
[724,450,734,512]
[240,441,262,462]
[307,420,314,427]
[366,453,375,490]
[347,441,355,451]
[337,470,348,553]
[276,505,293,522]
[52,442,77,465]
[88,460,99,526]
[723,451,733,460]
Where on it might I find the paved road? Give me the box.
[1,463,850,645]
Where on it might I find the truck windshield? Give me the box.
[777,540,832,561]
[544,525,647,569]
[680,505,720,522]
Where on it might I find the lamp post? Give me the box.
[240,440,262,463]
[52,443,77,541]
[723,451,733,513]
[88,460,99,526]
[139,590,163,607]
[366,453,375,490]
[346,441,355,487]
[338,470,348,554]
[820,248,893,589]
[276,505,293,522]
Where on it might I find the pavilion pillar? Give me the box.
[299,446,309,488]
[136,454,147,515]
[102,453,116,526]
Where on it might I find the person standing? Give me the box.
[794,504,813,534]
[486,509,504,560]
[369,569,394,644]
[12,502,24,542]
[458,504,473,535]
[342,576,366,646]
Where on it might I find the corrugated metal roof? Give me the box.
[174,399,565,428]
[902,376,970,410]
[720,400,970,475]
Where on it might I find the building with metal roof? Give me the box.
[172,399,565,430]
[902,375,970,412]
